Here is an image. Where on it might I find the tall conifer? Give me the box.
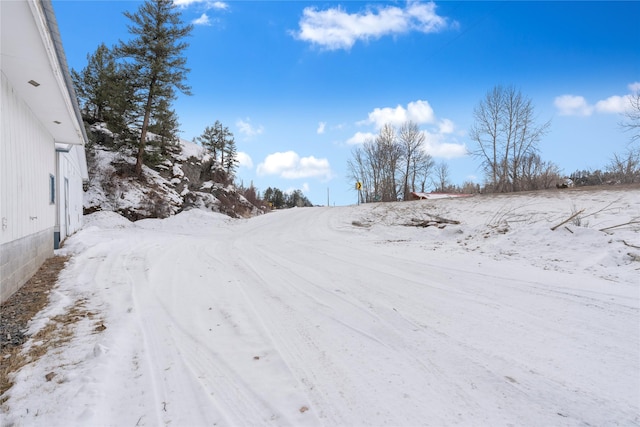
[117,0,192,177]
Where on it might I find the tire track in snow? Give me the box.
[124,236,320,426]
[226,207,640,426]
[228,214,482,425]
[122,238,276,426]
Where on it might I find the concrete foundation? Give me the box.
[0,228,54,304]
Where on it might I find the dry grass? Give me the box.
[1,256,70,400]
[1,296,103,405]
[0,256,105,406]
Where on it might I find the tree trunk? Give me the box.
[135,79,156,178]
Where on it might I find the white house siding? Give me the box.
[1,72,57,303]
[55,145,86,247]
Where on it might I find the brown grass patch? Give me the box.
[0,255,105,406]
[1,256,70,401]
[1,293,104,406]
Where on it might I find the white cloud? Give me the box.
[423,132,468,159]
[317,122,326,134]
[174,0,202,6]
[555,84,639,116]
[175,0,228,9]
[364,100,436,129]
[438,118,455,134]
[293,0,451,50]
[595,95,629,114]
[192,13,210,26]
[236,118,264,139]
[236,151,253,169]
[349,99,464,157]
[554,95,593,116]
[211,1,229,10]
[346,131,376,145]
[257,151,332,180]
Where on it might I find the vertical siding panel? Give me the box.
[0,72,55,244]
[1,72,57,302]
[1,73,9,240]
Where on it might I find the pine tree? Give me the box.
[71,43,139,145]
[218,124,235,171]
[117,0,192,177]
[71,43,118,122]
[196,124,218,160]
[223,138,238,176]
[148,98,180,157]
[196,120,235,167]
[106,63,140,145]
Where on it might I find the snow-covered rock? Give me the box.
[83,125,266,220]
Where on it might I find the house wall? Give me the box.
[1,71,56,303]
[56,145,86,247]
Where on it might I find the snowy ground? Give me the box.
[2,187,639,427]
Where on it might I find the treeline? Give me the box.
[346,88,566,202]
[241,185,313,209]
[570,148,640,187]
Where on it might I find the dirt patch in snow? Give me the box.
[0,256,68,401]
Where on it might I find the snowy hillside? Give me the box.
[84,124,263,220]
[2,186,639,426]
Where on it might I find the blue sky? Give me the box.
[53,1,639,206]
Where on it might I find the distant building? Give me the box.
[1,0,88,303]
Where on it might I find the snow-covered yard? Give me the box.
[2,187,639,426]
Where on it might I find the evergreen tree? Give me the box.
[71,43,113,122]
[116,0,193,177]
[263,187,311,209]
[223,138,238,176]
[148,98,181,157]
[196,125,216,158]
[263,187,285,209]
[285,190,313,207]
[71,43,139,144]
[106,63,140,145]
[196,120,234,166]
[215,121,234,167]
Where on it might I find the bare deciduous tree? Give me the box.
[518,153,562,190]
[347,122,435,202]
[377,124,402,201]
[620,92,640,144]
[433,161,450,193]
[410,149,435,194]
[399,121,427,200]
[470,85,550,192]
[607,148,640,184]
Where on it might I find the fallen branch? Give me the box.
[622,240,640,249]
[407,215,460,228]
[551,209,585,231]
[599,220,640,233]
